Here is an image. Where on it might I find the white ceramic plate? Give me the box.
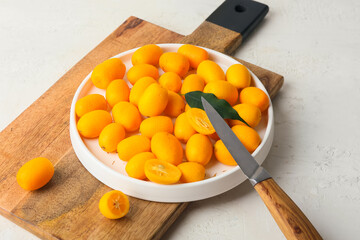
[69,43,274,203]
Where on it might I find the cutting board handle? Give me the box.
[254,178,323,240]
[181,0,269,55]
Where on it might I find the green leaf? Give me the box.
[185,91,249,126]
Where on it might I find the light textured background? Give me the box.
[1,0,360,239]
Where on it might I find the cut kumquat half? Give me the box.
[99,190,130,219]
[185,108,215,135]
[144,159,181,184]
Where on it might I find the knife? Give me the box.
[201,97,322,240]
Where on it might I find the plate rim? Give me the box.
[69,43,274,201]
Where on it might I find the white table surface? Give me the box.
[1,0,360,239]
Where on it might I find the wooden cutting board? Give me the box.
[0,16,283,240]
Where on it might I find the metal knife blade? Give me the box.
[201,97,271,185]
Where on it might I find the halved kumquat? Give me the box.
[144,159,181,184]
[186,108,215,135]
[99,190,129,219]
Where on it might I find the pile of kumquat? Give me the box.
[75,44,270,185]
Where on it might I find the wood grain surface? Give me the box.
[254,178,322,240]
[180,21,242,55]
[0,16,283,240]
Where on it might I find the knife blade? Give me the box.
[201,97,271,186]
[201,96,322,240]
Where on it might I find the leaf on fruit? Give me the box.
[185,91,249,126]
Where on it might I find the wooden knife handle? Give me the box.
[254,178,322,240]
